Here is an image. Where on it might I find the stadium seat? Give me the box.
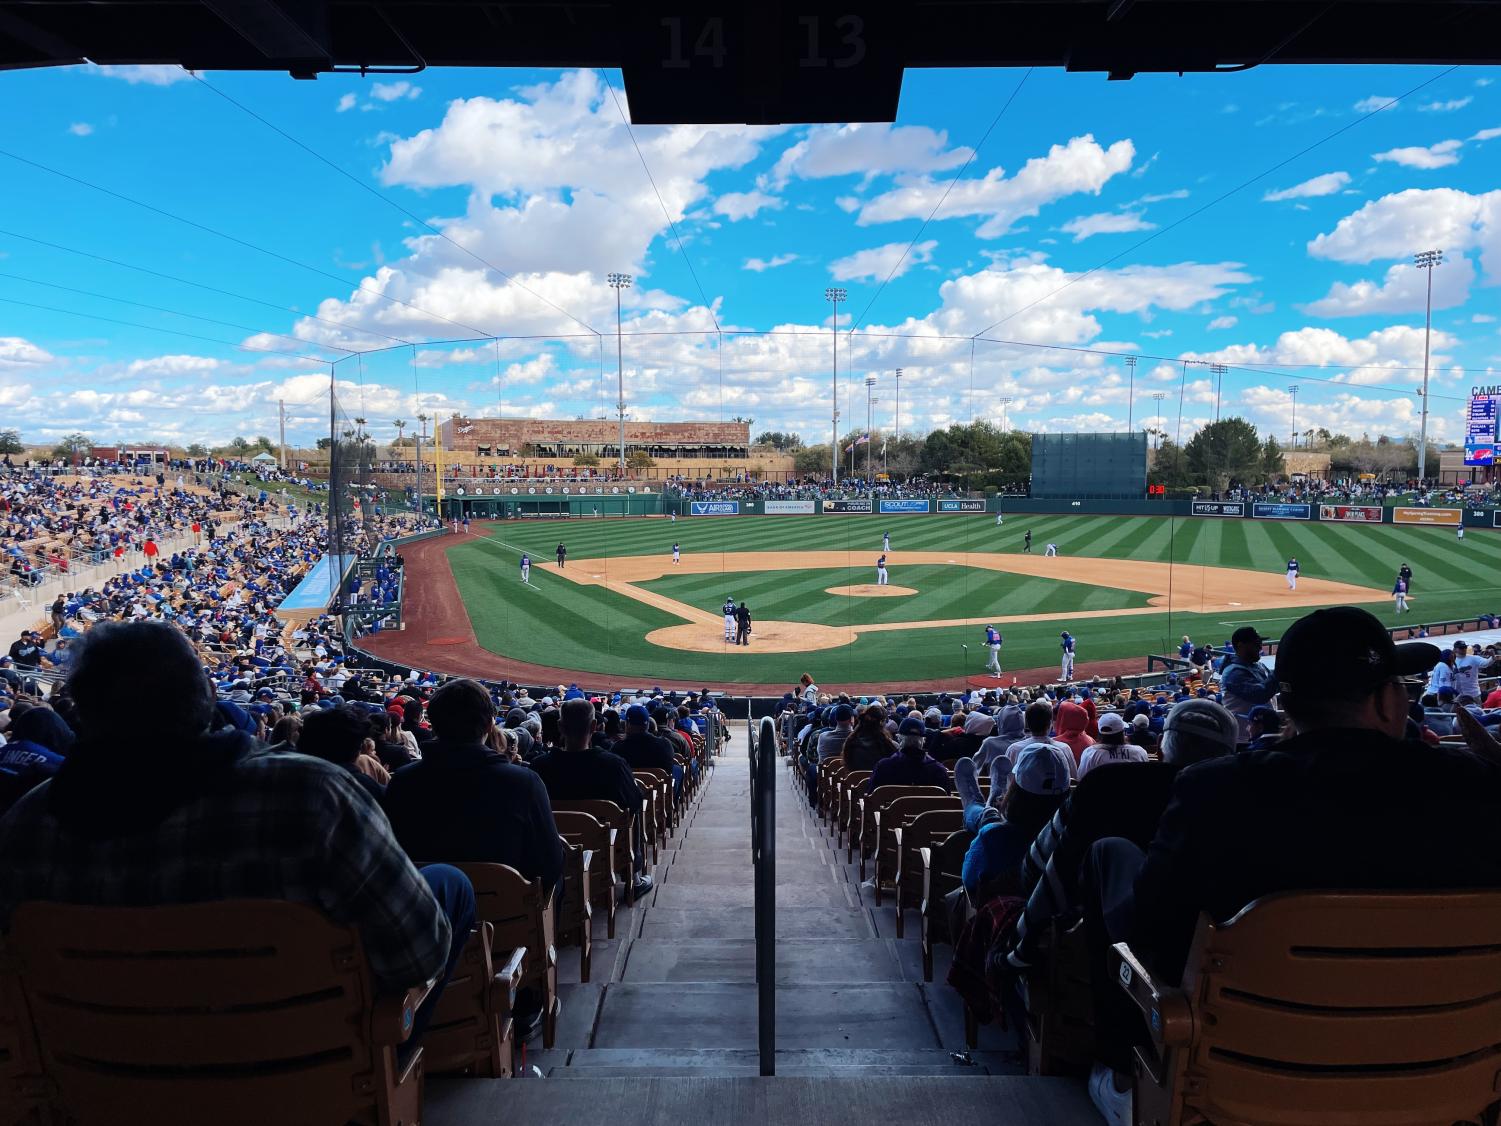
[552,810,619,939]
[866,790,957,896]
[1112,891,1501,1126]
[0,956,45,1126]
[892,806,965,938]
[6,899,430,1126]
[450,863,560,1052]
[421,922,526,1078]
[552,800,638,905]
[918,827,973,983]
[554,839,595,981]
[835,770,873,856]
[1019,921,1095,1078]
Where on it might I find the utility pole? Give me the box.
[1288,387,1299,448]
[608,273,633,476]
[825,288,846,485]
[1211,363,1227,423]
[1414,249,1443,482]
[1125,356,1136,430]
[278,399,287,470]
[865,375,877,479]
[1151,392,1166,450]
[415,413,428,518]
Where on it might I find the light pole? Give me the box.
[1125,356,1137,430]
[1151,392,1166,451]
[825,287,846,485]
[1288,386,1299,448]
[864,375,877,479]
[1414,249,1443,482]
[1211,363,1228,422]
[893,368,903,442]
[415,412,429,517]
[607,272,632,476]
[997,396,1014,435]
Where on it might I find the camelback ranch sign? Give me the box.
[1319,504,1384,523]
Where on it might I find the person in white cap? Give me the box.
[1077,713,1149,778]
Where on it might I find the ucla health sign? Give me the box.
[938,499,986,513]
[690,501,739,516]
[1251,502,1311,521]
[879,499,931,514]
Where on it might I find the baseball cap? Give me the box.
[1230,626,1264,646]
[897,715,926,738]
[1242,704,1282,730]
[1012,745,1071,796]
[1275,606,1440,700]
[1164,698,1238,753]
[624,704,651,726]
[1097,712,1127,735]
[831,703,856,723]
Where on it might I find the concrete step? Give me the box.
[621,940,904,984]
[426,1074,1098,1126]
[545,1047,1024,1076]
[639,906,875,941]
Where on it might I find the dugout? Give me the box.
[1031,432,1146,500]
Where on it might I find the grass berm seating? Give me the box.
[1112,890,1501,1126]
[5,899,431,1126]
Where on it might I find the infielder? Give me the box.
[519,552,531,584]
[875,553,889,586]
[722,596,737,643]
[984,624,1003,676]
[1044,542,1058,557]
[882,530,891,552]
[1393,576,1410,614]
[1285,556,1299,591]
[1060,631,1076,682]
[1024,530,1032,553]
[672,542,681,565]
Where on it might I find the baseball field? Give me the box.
[365,512,1498,691]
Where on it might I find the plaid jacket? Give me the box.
[0,743,449,994]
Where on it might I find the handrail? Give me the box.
[749,709,776,1076]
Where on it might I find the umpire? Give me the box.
[735,602,752,646]
[556,542,567,568]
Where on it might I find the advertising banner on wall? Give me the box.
[937,499,987,513]
[1191,501,1245,517]
[1252,502,1312,521]
[824,499,873,513]
[1318,504,1384,523]
[879,499,931,513]
[690,500,740,516]
[1393,507,1462,526]
[764,500,816,515]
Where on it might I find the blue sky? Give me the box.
[1,60,1498,450]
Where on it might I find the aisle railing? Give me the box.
[748,710,776,1076]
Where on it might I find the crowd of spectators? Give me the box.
[785,605,1501,1125]
[665,475,967,501]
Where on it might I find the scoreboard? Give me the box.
[1467,389,1498,467]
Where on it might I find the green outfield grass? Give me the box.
[442,514,1500,685]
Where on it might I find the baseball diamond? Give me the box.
[360,512,1497,691]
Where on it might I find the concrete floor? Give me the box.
[427,729,1099,1124]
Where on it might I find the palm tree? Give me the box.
[393,418,406,449]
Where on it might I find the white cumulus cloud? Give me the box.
[1263,171,1350,201]
[1419,96,1473,113]
[1060,210,1155,241]
[713,190,783,221]
[89,64,193,85]
[1308,187,1501,281]
[769,123,971,187]
[67,122,94,137]
[1373,140,1462,169]
[829,240,938,282]
[371,81,421,102]
[744,254,798,272]
[1207,316,1238,330]
[336,93,357,113]
[1301,254,1476,317]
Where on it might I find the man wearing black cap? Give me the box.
[613,704,682,797]
[1219,625,1275,744]
[1079,607,1501,1126]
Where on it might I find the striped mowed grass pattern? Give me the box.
[442,514,1498,685]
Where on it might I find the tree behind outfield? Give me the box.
[50,433,93,463]
[1183,418,1279,491]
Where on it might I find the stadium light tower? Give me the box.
[893,368,903,442]
[1150,392,1166,450]
[1414,249,1443,481]
[997,396,1014,434]
[1210,363,1228,422]
[1288,386,1300,448]
[1124,356,1137,430]
[607,273,633,476]
[864,375,877,478]
[825,287,846,485]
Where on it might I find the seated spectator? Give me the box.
[1005,699,1077,781]
[1077,713,1148,778]
[1053,700,1093,766]
[612,704,683,796]
[958,745,1070,901]
[1080,607,1501,1126]
[1127,712,1158,755]
[975,704,1025,770]
[842,704,897,772]
[1242,704,1283,750]
[531,697,652,898]
[866,715,951,794]
[0,706,75,817]
[298,704,390,801]
[942,709,994,764]
[0,622,475,1046]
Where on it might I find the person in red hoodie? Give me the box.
[1053,699,1094,768]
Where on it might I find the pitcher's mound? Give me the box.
[826,583,916,598]
[646,620,857,654]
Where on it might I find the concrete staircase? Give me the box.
[427,724,1098,1124]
